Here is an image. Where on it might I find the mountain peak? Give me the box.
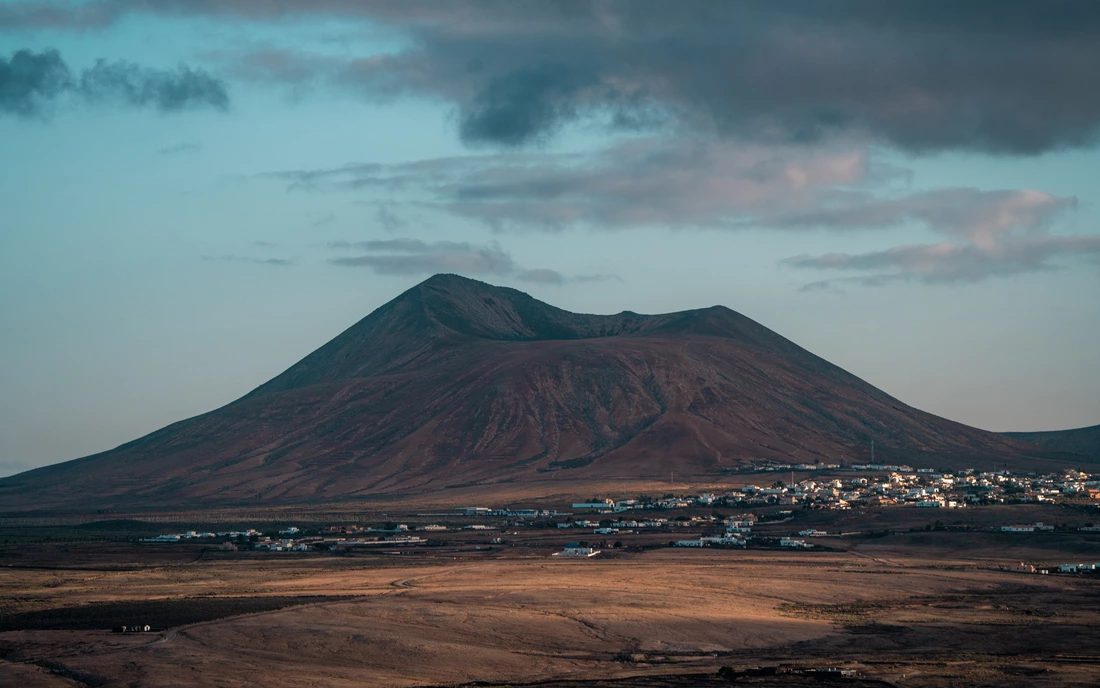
[247,277,781,399]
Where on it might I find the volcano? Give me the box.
[0,274,1075,511]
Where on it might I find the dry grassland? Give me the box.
[2,545,1099,687]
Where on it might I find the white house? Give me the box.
[674,539,704,547]
[572,500,615,511]
[554,542,600,557]
[780,537,811,548]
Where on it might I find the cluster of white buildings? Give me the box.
[1056,562,1100,573]
[572,496,720,513]
[1006,561,1100,575]
[253,537,312,551]
[140,528,261,543]
[675,516,755,548]
[727,468,1099,510]
[1001,522,1056,533]
[455,507,563,518]
[559,517,680,531]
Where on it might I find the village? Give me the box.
[126,466,1100,574]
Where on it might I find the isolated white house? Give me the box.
[555,542,600,557]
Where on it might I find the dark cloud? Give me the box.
[458,64,597,147]
[13,1,1100,153]
[79,59,228,111]
[0,48,71,116]
[1,47,229,116]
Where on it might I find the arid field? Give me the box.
[3,520,1100,688]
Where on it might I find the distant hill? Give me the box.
[1004,424,1100,460]
[0,274,1078,512]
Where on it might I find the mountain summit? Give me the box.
[0,275,1068,511]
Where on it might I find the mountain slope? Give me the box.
[0,274,1076,511]
[1004,424,1100,460]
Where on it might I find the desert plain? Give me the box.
[2,501,1100,688]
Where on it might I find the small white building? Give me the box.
[554,542,600,557]
[700,536,745,547]
[914,499,944,508]
[572,500,615,511]
[780,537,811,548]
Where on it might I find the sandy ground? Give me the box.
[5,541,1100,687]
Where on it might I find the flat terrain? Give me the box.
[3,520,1100,687]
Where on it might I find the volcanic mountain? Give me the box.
[0,274,1080,511]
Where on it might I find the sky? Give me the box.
[1,1,1099,477]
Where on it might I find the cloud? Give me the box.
[79,59,228,111]
[326,237,595,286]
[0,47,229,116]
[457,64,598,147]
[514,268,566,285]
[0,48,71,116]
[266,137,884,230]
[278,142,1095,288]
[375,204,407,233]
[573,273,623,284]
[271,141,1079,243]
[202,254,294,266]
[769,189,1077,249]
[783,191,1100,287]
[329,239,520,277]
[14,1,1100,153]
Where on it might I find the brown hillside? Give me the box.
[0,274,1075,511]
[1004,424,1100,460]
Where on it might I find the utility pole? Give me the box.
[871,439,875,464]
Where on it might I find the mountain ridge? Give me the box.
[1004,424,1100,460]
[0,274,1087,512]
